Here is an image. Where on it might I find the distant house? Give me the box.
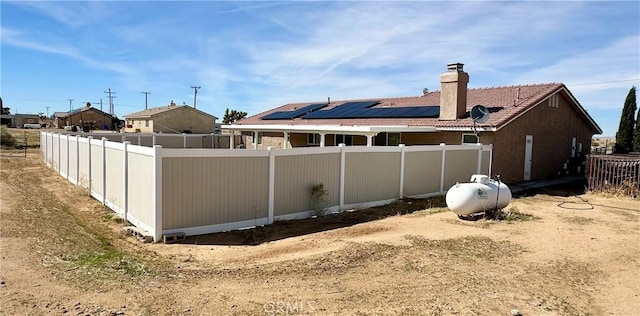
[224,63,602,184]
[54,105,118,131]
[123,102,218,134]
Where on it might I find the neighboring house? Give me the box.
[14,114,41,128]
[123,101,218,134]
[224,63,602,184]
[54,106,118,131]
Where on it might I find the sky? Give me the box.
[1,1,639,137]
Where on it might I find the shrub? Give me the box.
[1,126,16,148]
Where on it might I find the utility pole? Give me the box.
[104,89,116,115]
[97,98,103,112]
[141,91,151,110]
[190,85,201,109]
[68,99,74,111]
[46,106,50,117]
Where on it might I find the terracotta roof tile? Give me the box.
[235,83,575,130]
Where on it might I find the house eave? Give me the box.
[221,124,438,134]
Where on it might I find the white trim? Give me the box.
[222,124,437,134]
[342,198,397,211]
[399,144,405,198]
[267,147,275,224]
[272,146,341,156]
[339,144,346,210]
[439,143,446,194]
[163,217,270,237]
[101,138,107,205]
[153,145,163,242]
[66,134,70,180]
[435,126,496,132]
[162,148,270,158]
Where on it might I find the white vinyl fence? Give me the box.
[42,132,492,242]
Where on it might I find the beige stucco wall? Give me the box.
[154,107,216,134]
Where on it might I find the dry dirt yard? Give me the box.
[1,148,639,315]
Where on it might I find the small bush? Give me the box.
[1,126,16,148]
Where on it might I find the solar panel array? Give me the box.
[302,101,439,119]
[261,100,441,120]
[261,103,328,120]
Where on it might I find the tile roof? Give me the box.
[55,106,115,119]
[234,83,600,133]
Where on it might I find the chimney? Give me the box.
[439,63,469,120]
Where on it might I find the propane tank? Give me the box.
[445,174,512,216]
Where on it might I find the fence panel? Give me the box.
[105,144,124,215]
[89,139,104,201]
[59,135,69,178]
[126,148,156,233]
[403,149,442,197]
[587,155,640,196]
[52,134,60,171]
[443,147,479,189]
[161,154,270,234]
[156,135,184,148]
[274,150,341,217]
[344,149,401,205]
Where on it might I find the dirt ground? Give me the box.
[1,148,639,315]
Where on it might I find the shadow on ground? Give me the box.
[181,197,446,246]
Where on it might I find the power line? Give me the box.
[567,78,639,87]
[104,89,116,115]
[141,91,151,110]
[190,85,201,109]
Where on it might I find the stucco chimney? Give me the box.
[439,63,469,120]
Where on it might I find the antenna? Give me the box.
[471,105,490,143]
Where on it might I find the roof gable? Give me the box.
[124,104,218,120]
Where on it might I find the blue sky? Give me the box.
[1,1,638,137]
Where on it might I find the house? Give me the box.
[224,63,602,184]
[123,101,218,134]
[14,114,41,128]
[54,105,118,131]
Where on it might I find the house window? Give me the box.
[307,133,320,145]
[549,94,559,108]
[336,134,353,146]
[374,132,401,146]
[145,120,149,127]
[462,134,479,144]
[253,132,263,145]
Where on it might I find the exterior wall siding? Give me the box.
[492,92,595,183]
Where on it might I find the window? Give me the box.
[253,132,263,145]
[145,120,149,127]
[336,134,353,146]
[462,134,479,144]
[549,94,559,108]
[307,133,320,145]
[374,132,401,146]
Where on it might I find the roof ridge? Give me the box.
[468,82,562,91]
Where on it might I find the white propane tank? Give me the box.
[446,174,512,216]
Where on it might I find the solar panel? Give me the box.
[262,103,328,120]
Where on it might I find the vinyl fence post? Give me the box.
[87,136,93,195]
[477,143,482,174]
[152,132,156,146]
[102,137,107,205]
[268,146,275,224]
[123,141,130,222]
[183,133,187,148]
[399,144,405,198]
[488,144,493,176]
[339,143,346,210]
[153,145,163,242]
[57,133,61,172]
[440,143,446,195]
[66,134,70,180]
[75,135,80,185]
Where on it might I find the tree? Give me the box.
[633,105,640,153]
[615,86,636,153]
[222,108,248,124]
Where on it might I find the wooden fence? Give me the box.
[586,155,640,197]
[42,132,492,242]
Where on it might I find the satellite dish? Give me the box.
[471,105,489,123]
[422,88,429,95]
